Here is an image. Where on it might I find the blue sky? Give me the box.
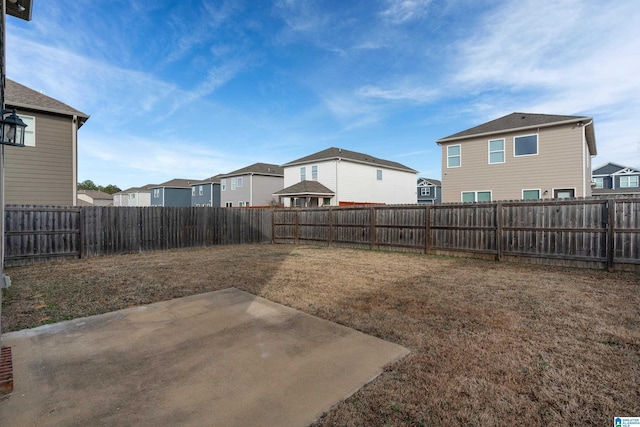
[6,0,640,190]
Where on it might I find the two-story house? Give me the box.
[219,163,283,207]
[5,79,90,205]
[150,179,199,207]
[436,112,597,202]
[113,184,156,207]
[417,178,441,204]
[77,190,113,206]
[274,147,417,207]
[191,175,223,207]
[592,162,640,197]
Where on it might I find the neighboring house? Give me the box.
[77,190,113,206]
[219,163,284,207]
[5,79,90,205]
[191,175,223,207]
[150,179,199,207]
[274,147,417,207]
[114,184,156,207]
[417,178,441,204]
[591,162,640,197]
[436,112,597,203]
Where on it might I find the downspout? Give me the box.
[335,159,340,206]
[580,120,593,197]
[250,173,253,206]
[72,115,78,205]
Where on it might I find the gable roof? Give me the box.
[437,112,597,155]
[191,174,225,186]
[77,190,113,200]
[151,178,200,189]
[418,177,441,186]
[6,79,90,127]
[282,147,417,173]
[592,162,639,175]
[219,163,283,178]
[273,180,335,196]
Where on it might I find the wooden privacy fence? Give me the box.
[4,206,272,266]
[272,198,640,270]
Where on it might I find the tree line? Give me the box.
[77,180,121,195]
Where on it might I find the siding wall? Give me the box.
[251,175,284,206]
[441,124,590,203]
[4,112,74,205]
[337,161,416,204]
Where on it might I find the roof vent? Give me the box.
[521,115,526,119]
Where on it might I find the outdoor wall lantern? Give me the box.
[0,109,27,146]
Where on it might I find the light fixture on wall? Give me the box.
[0,109,27,146]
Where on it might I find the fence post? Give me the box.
[424,205,431,254]
[606,198,615,271]
[271,209,275,244]
[78,207,84,258]
[496,202,503,262]
[294,209,299,245]
[328,207,333,247]
[370,207,376,250]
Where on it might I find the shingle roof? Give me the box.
[191,174,225,185]
[418,177,441,186]
[152,178,200,189]
[273,180,335,196]
[282,147,417,173]
[77,190,113,200]
[437,112,597,155]
[219,163,283,178]
[438,113,591,141]
[6,79,90,127]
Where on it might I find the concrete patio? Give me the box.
[0,288,409,426]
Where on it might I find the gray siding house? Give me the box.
[150,178,199,207]
[592,162,640,197]
[417,178,441,204]
[219,163,284,207]
[5,79,90,205]
[191,175,223,207]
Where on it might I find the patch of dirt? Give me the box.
[2,244,639,425]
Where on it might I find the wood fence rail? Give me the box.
[4,198,639,270]
[4,206,272,267]
[272,198,640,270]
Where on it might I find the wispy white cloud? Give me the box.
[357,84,440,103]
[379,0,434,24]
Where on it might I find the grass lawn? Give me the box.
[1,244,639,425]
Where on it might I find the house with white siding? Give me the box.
[436,112,597,203]
[274,147,417,207]
[113,184,156,207]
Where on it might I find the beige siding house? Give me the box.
[4,79,89,205]
[436,113,597,203]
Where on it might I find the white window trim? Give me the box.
[191,187,196,196]
[237,177,243,188]
[488,138,505,164]
[513,133,539,157]
[221,179,227,191]
[592,177,604,189]
[376,169,382,180]
[522,189,541,200]
[461,190,492,203]
[199,185,203,195]
[312,165,318,181]
[19,114,36,147]
[231,177,236,190]
[447,144,461,168]
[300,167,306,181]
[619,175,639,188]
[552,187,577,199]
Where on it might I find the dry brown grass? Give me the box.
[2,244,639,425]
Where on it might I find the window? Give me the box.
[19,115,35,146]
[620,176,639,188]
[514,134,538,156]
[199,185,203,195]
[376,169,382,180]
[237,177,243,188]
[153,189,160,198]
[300,167,306,181]
[488,139,505,164]
[447,145,461,168]
[225,202,233,207]
[420,187,431,196]
[554,189,575,199]
[593,177,603,189]
[312,165,318,181]
[129,193,136,200]
[191,187,196,196]
[522,189,540,200]
[461,191,491,203]
[221,179,227,191]
[231,178,236,190]
[323,197,331,206]
[238,201,244,207]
